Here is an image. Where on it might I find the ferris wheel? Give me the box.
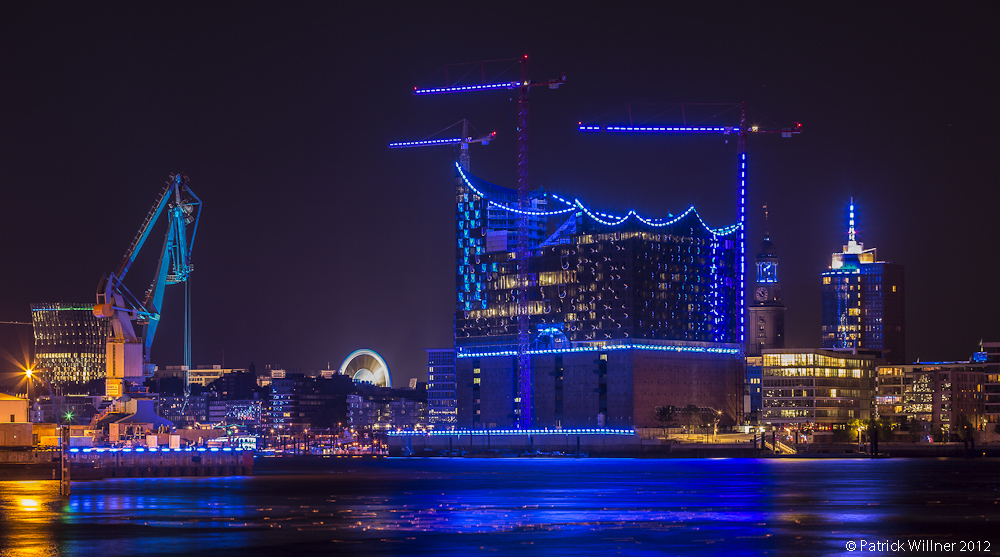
[338,349,391,388]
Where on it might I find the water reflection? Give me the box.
[0,480,64,556]
[2,459,1000,556]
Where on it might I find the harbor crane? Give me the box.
[94,174,201,402]
[413,56,565,428]
[389,118,496,171]
[579,102,801,352]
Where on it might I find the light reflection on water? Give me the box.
[0,480,64,557]
[2,458,999,556]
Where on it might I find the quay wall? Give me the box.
[0,448,253,480]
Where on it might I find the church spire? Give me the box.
[763,203,771,240]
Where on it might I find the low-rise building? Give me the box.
[348,394,427,432]
[877,360,986,440]
[0,393,29,424]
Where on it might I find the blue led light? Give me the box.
[456,342,740,358]
[387,427,636,437]
[579,125,740,134]
[389,137,466,148]
[414,81,521,95]
[457,163,737,235]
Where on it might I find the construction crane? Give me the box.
[579,103,801,354]
[389,118,496,171]
[93,174,202,402]
[413,56,564,429]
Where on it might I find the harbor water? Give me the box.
[1,457,998,556]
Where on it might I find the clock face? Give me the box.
[755,287,769,301]
[758,261,776,282]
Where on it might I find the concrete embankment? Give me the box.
[389,433,761,458]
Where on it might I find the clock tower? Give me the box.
[747,207,786,356]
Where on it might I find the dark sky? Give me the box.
[1,3,997,388]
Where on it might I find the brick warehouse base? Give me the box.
[457,347,743,429]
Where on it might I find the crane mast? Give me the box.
[94,174,201,401]
[412,56,564,429]
[579,104,801,354]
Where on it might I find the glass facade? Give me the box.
[454,169,739,353]
[31,302,110,385]
[762,349,877,428]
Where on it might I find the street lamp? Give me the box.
[24,365,60,425]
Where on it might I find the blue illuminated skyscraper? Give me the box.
[821,200,905,364]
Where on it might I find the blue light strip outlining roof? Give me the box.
[457,343,740,358]
[456,163,738,235]
[580,125,740,134]
[389,137,466,148]
[69,447,244,453]
[388,428,636,437]
[415,81,521,95]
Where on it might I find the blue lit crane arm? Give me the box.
[388,132,496,149]
[141,177,200,365]
[94,174,201,399]
[114,176,180,282]
[390,120,496,172]
[579,122,802,136]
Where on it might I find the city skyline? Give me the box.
[1,4,997,388]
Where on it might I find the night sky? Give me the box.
[1,3,996,388]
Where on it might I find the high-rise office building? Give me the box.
[746,210,785,357]
[31,302,109,385]
[821,201,905,364]
[453,166,744,429]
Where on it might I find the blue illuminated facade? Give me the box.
[455,163,741,354]
[453,164,744,429]
[821,201,905,364]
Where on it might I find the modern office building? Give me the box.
[762,348,879,431]
[746,216,785,357]
[821,201,905,364]
[453,165,744,429]
[30,302,109,385]
[426,349,457,427]
[877,360,986,439]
